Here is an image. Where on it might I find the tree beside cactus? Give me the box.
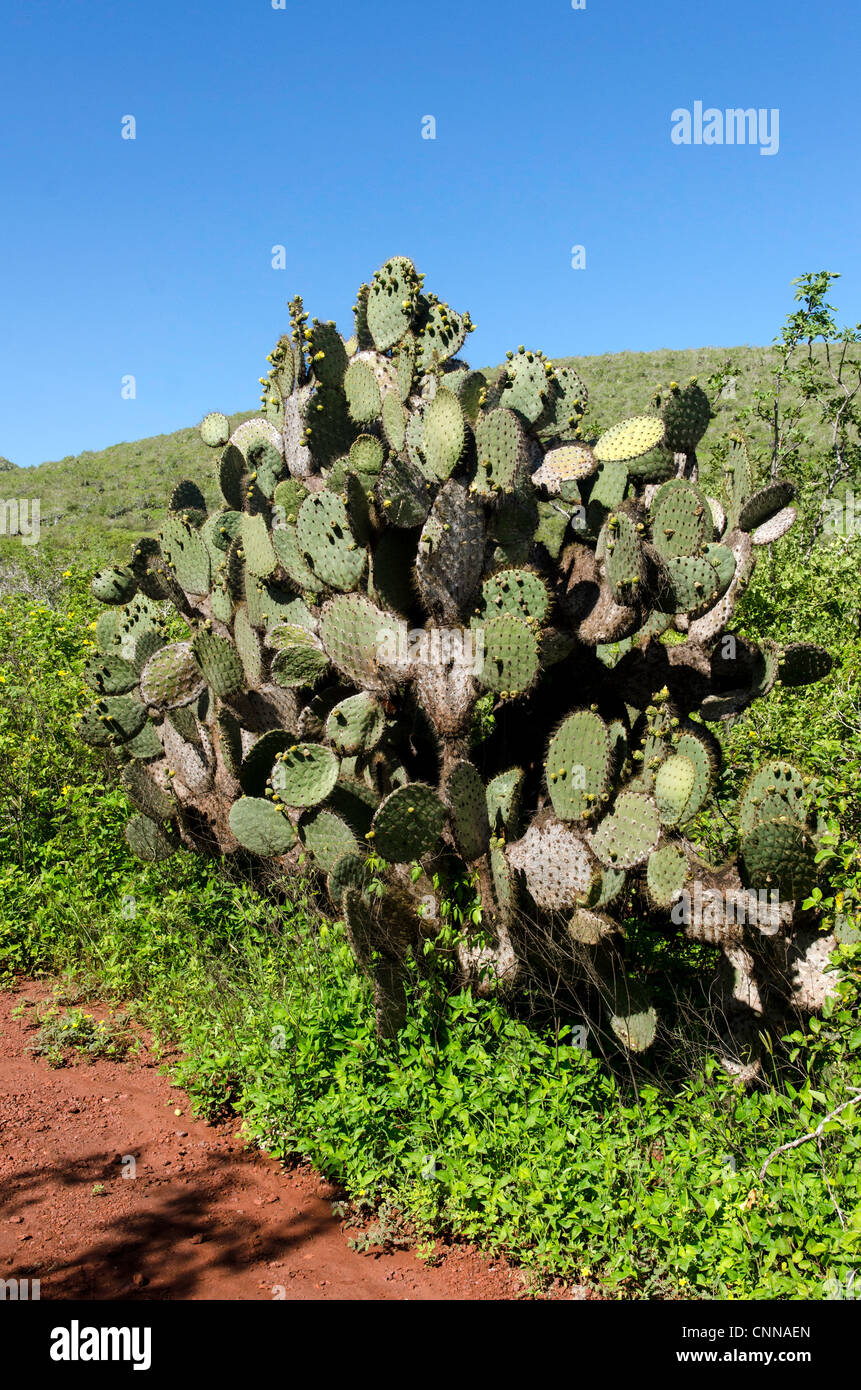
[79,256,835,1072]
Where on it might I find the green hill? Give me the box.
[0,342,836,568]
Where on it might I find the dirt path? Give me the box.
[0,982,543,1301]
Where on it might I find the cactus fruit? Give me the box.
[82,255,836,1055]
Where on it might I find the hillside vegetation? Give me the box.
[0,340,840,565]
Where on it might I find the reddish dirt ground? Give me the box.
[0,982,567,1301]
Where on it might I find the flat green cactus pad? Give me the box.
[660,382,711,452]
[139,642,205,709]
[598,513,644,605]
[590,791,661,869]
[270,743,340,808]
[376,456,432,528]
[479,568,551,624]
[416,300,469,373]
[121,763,176,821]
[301,808,361,874]
[498,348,551,423]
[603,975,658,1053]
[445,760,491,862]
[124,721,165,760]
[240,512,278,579]
[567,908,618,945]
[239,730,295,797]
[233,606,264,685]
[168,479,208,517]
[536,364,588,439]
[308,320,349,388]
[421,388,465,481]
[219,443,247,509]
[478,613,540,696]
[344,359,382,423]
[739,815,819,902]
[304,386,355,466]
[272,478,309,525]
[738,480,796,532]
[296,492,367,591]
[272,523,325,597]
[191,630,244,698]
[485,767,525,838]
[474,408,528,494]
[327,852,369,907]
[646,842,690,909]
[778,643,832,688]
[381,391,408,453]
[91,566,138,606]
[416,481,486,619]
[739,760,810,835]
[125,815,179,863]
[366,256,420,351]
[271,639,330,689]
[229,797,297,855]
[159,517,211,596]
[370,783,447,862]
[665,554,721,616]
[349,433,385,480]
[78,694,148,749]
[320,593,402,691]
[200,412,231,448]
[654,754,697,826]
[326,692,386,754]
[84,652,139,696]
[651,478,711,559]
[546,711,612,822]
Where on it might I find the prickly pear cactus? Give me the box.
[79,258,835,1062]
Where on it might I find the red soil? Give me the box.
[0,982,570,1301]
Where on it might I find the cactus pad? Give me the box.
[478,613,540,696]
[140,643,205,710]
[546,711,612,822]
[445,760,491,862]
[125,815,179,862]
[325,693,386,754]
[594,415,664,463]
[507,819,598,911]
[229,797,297,855]
[590,791,661,869]
[270,743,340,808]
[660,382,711,452]
[370,784,447,862]
[296,492,367,591]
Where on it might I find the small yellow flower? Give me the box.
[62,570,72,578]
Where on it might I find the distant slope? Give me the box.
[0,343,831,565]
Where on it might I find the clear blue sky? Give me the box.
[1,0,858,468]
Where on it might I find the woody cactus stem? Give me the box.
[80,257,836,1064]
